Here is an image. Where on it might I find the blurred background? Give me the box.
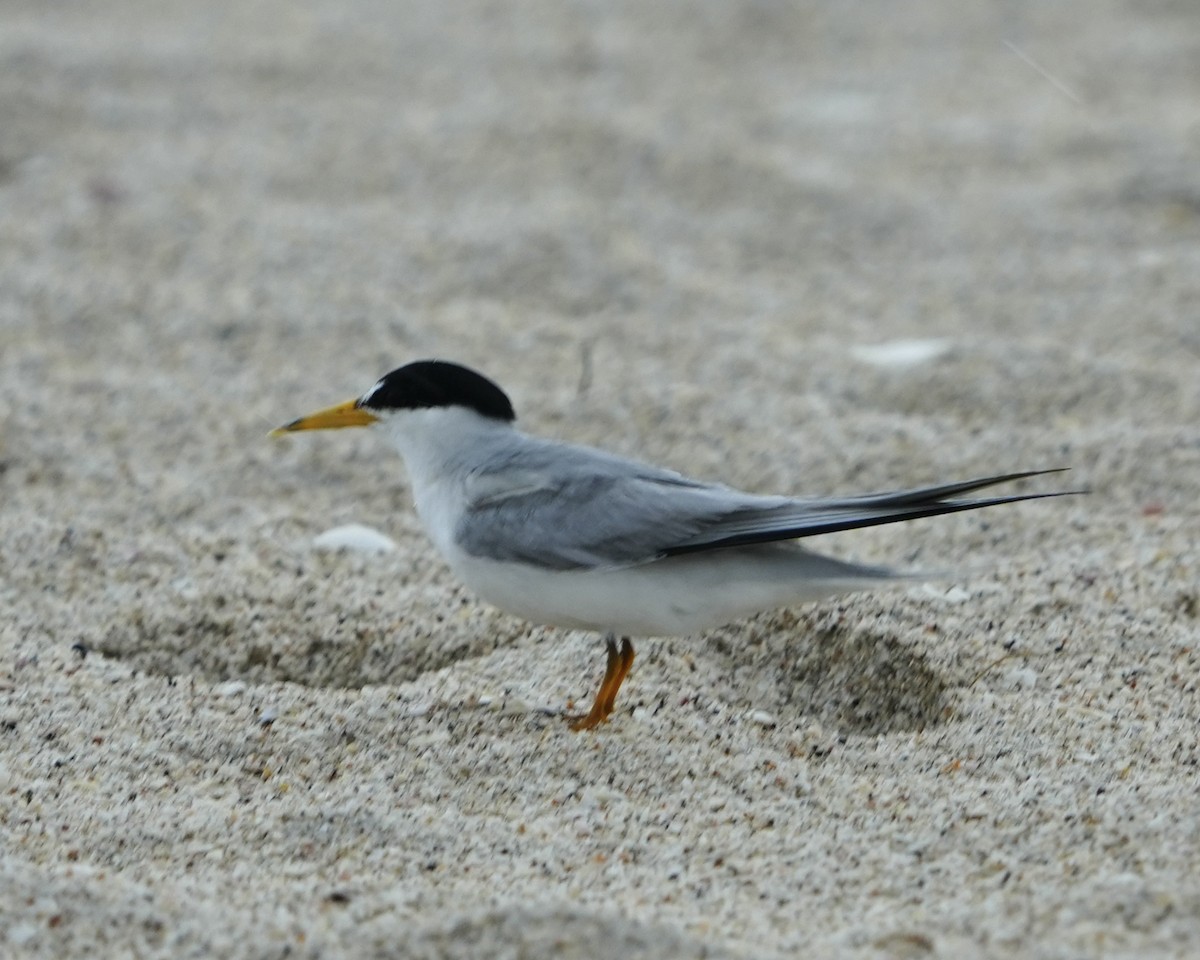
[4,1,1196,473]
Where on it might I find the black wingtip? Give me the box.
[661,469,1086,558]
[850,468,1076,507]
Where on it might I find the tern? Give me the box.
[272,360,1077,730]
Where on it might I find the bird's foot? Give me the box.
[566,635,635,731]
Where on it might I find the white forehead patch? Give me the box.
[361,379,386,404]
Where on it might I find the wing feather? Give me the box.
[453,438,1078,571]
[664,470,1080,556]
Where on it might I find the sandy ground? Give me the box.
[2,0,1199,956]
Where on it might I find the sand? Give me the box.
[2,0,1199,956]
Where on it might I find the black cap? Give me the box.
[358,360,516,423]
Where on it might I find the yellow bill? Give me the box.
[269,398,379,437]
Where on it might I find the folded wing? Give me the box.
[455,439,1077,571]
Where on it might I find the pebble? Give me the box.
[850,338,953,369]
[313,524,398,555]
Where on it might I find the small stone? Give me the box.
[749,710,777,727]
[313,524,397,555]
[850,338,952,369]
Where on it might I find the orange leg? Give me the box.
[568,636,636,731]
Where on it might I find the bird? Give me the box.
[271,359,1077,730]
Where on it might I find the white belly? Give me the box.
[446,544,897,637]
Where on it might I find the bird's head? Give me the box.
[270,360,516,441]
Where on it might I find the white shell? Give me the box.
[313,523,398,555]
[850,338,953,368]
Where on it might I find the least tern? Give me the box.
[272,360,1077,730]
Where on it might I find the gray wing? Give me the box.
[455,434,1078,571]
[455,440,789,570]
